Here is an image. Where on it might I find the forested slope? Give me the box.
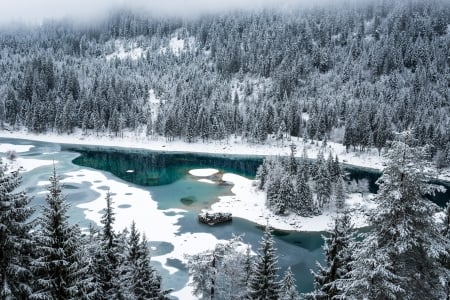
[0,0,449,165]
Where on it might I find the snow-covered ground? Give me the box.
[0,142,54,172]
[193,171,376,232]
[0,129,386,170]
[106,40,144,60]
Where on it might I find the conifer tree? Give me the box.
[344,140,449,299]
[97,191,121,299]
[294,172,314,216]
[280,267,300,300]
[32,166,92,300]
[247,224,281,299]
[127,222,165,299]
[131,234,164,299]
[0,159,34,299]
[310,212,353,300]
[315,159,332,209]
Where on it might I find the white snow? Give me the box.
[106,40,144,61]
[168,36,195,56]
[198,179,215,184]
[210,173,376,232]
[0,143,33,153]
[189,168,219,177]
[7,158,55,173]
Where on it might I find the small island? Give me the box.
[198,211,232,226]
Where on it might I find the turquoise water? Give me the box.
[2,137,449,296]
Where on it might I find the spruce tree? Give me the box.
[247,224,281,299]
[131,234,164,299]
[31,166,91,300]
[344,141,449,299]
[97,191,121,299]
[310,212,353,300]
[280,267,300,300]
[294,172,314,216]
[0,159,34,299]
[315,154,332,209]
[127,222,165,299]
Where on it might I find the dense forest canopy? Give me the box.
[0,0,449,165]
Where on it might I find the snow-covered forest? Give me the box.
[0,0,449,168]
[1,0,450,298]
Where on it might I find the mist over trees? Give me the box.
[0,0,449,168]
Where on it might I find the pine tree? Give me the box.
[97,191,121,299]
[334,177,346,210]
[344,141,449,299]
[0,159,34,299]
[247,224,281,299]
[310,212,353,300]
[127,222,165,299]
[294,172,314,216]
[31,166,92,300]
[131,234,164,299]
[315,158,332,210]
[280,267,300,300]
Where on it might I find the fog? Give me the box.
[0,0,342,24]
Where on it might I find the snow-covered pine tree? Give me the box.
[186,235,248,299]
[309,211,353,300]
[97,191,121,299]
[315,157,332,210]
[277,173,295,215]
[31,166,92,299]
[334,177,346,210]
[247,223,281,299]
[344,140,449,299]
[0,159,34,299]
[131,234,166,299]
[127,222,166,299]
[279,267,300,300]
[294,171,314,217]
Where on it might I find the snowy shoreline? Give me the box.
[1,129,386,169]
[3,129,449,182]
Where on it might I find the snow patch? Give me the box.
[189,168,218,177]
[0,143,33,153]
[8,158,55,173]
[106,40,144,61]
[198,179,215,184]
[168,36,195,56]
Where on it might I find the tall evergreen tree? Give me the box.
[97,191,121,299]
[344,140,449,299]
[309,212,353,300]
[31,166,92,300]
[131,234,165,300]
[294,172,314,216]
[279,267,300,300]
[247,224,281,299]
[0,159,34,299]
